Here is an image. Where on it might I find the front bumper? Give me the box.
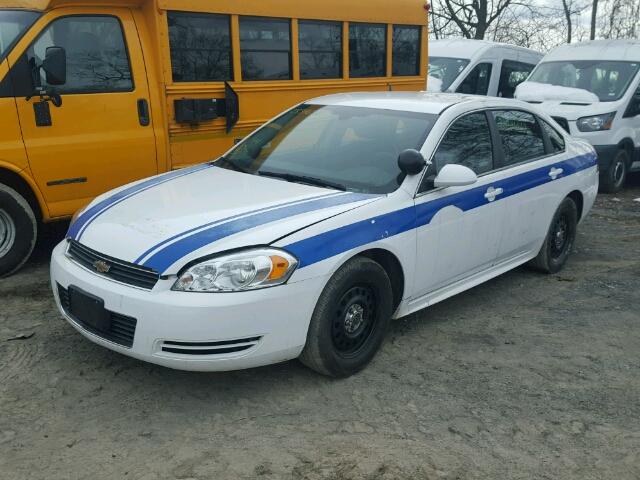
[50,241,325,371]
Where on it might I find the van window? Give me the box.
[349,23,386,78]
[298,20,342,80]
[456,62,492,95]
[240,17,291,81]
[27,16,132,94]
[167,12,232,82]
[392,25,420,76]
[0,10,40,61]
[493,110,546,166]
[529,60,640,102]
[428,57,470,91]
[433,112,493,175]
[498,60,535,98]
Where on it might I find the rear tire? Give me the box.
[299,257,393,377]
[599,149,628,193]
[0,184,38,277]
[529,197,578,274]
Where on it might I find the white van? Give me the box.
[515,40,640,192]
[427,39,543,98]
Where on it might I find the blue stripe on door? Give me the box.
[285,153,597,269]
[67,163,213,241]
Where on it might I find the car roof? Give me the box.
[543,39,640,63]
[429,38,543,60]
[306,92,531,115]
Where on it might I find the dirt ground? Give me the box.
[1,175,639,480]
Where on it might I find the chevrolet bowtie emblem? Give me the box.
[93,260,111,274]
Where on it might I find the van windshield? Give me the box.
[220,104,436,194]
[529,60,640,102]
[428,57,470,91]
[0,10,40,61]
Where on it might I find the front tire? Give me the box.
[600,149,628,193]
[300,257,393,377]
[0,184,38,277]
[529,197,578,274]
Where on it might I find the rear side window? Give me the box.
[457,62,492,95]
[498,60,535,98]
[167,12,232,82]
[493,110,546,166]
[27,16,132,93]
[541,119,565,153]
[392,25,420,76]
[433,112,494,175]
[349,23,386,78]
[298,20,342,80]
[240,17,291,81]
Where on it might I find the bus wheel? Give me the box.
[600,149,628,193]
[0,184,38,277]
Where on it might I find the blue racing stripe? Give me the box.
[142,192,380,272]
[133,191,342,264]
[285,153,597,268]
[67,163,213,241]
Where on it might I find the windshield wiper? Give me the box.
[214,156,251,173]
[258,170,347,191]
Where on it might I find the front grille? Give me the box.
[552,116,570,133]
[160,336,262,356]
[67,240,159,290]
[58,284,137,348]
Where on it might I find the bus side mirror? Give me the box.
[42,46,66,86]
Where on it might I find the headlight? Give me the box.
[172,248,298,292]
[576,112,616,132]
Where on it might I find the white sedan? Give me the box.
[50,93,598,377]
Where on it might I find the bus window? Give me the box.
[349,23,386,78]
[240,17,291,81]
[167,12,232,82]
[299,20,342,80]
[392,25,420,76]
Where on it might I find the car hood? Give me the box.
[68,164,382,274]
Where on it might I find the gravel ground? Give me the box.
[1,175,639,480]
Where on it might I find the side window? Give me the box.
[240,17,291,81]
[27,16,132,93]
[432,112,494,175]
[298,20,342,80]
[167,12,232,82]
[624,84,640,118]
[392,25,420,76]
[498,60,535,98]
[456,62,492,95]
[493,110,546,166]
[541,119,565,153]
[349,23,386,78]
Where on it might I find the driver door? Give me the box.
[8,8,157,218]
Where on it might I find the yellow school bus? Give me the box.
[0,0,428,275]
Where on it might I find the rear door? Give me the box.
[8,8,157,218]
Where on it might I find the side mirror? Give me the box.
[398,149,426,176]
[434,164,477,188]
[42,46,66,86]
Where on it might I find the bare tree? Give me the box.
[590,0,599,40]
[561,0,573,43]
[430,0,517,40]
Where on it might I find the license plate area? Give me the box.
[68,286,111,333]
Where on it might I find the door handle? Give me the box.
[549,167,564,180]
[137,99,150,126]
[484,186,504,202]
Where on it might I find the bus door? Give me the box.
[8,8,157,217]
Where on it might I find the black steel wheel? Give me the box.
[529,197,578,274]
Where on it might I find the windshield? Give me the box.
[0,10,40,61]
[428,56,470,91]
[220,104,436,194]
[529,60,640,102]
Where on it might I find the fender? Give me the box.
[0,160,50,220]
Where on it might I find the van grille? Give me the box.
[57,284,137,348]
[160,336,262,356]
[552,116,570,133]
[67,240,159,290]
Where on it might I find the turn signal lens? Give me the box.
[268,255,290,280]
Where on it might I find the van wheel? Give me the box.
[299,257,393,377]
[0,184,38,277]
[600,149,628,193]
[529,197,577,274]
